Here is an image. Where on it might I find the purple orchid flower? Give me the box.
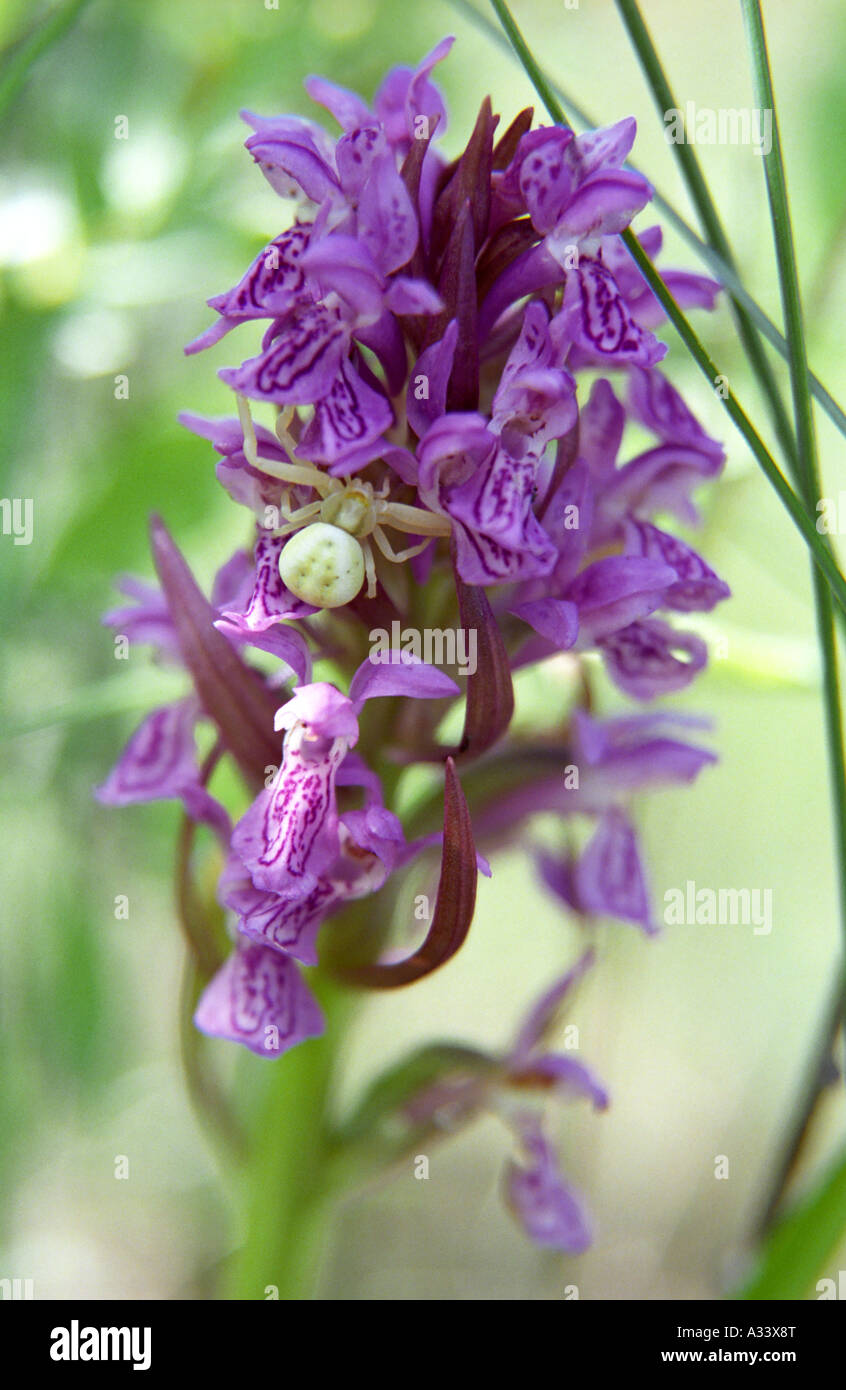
[192,653,462,1052]
[99,36,732,1262]
[193,939,325,1059]
[399,950,606,1253]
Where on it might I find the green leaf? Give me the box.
[0,0,94,118]
[0,667,184,740]
[336,1042,497,1148]
[738,1148,846,1299]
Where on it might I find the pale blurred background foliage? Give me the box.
[1,0,845,1299]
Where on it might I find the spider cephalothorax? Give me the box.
[237,395,451,608]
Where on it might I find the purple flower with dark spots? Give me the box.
[99,35,731,1266]
[194,940,325,1058]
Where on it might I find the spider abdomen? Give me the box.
[278,522,365,608]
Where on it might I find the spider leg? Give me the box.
[235,393,336,494]
[276,500,325,535]
[362,537,378,598]
[371,524,430,564]
[236,393,262,469]
[275,405,299,457]
[377,500,452,537]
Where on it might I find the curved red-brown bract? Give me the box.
[454,566,515,759]
[344,757,478,988]
[150,515,280,790]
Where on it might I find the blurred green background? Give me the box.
[1,0,845,1299]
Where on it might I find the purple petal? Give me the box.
[297,356,392,465]
[556,256,667,367]
[300,233,385,320]
[179,410,284,462]
[627,366,724,457]
[191,224,312,351]
[102,577,180,659]
[335,125,389,197]
[512,1055,610,1110]
[510,950,595,1060]
[536,846,579,911]
[578,377,625,486]
[417,415,557,585]
[211,549,256,613]
[96,699,198,805]
[572,709,717,794]
[536,455,593,589]
[478,241,564,341]
[600,441,724,528]
[221,856,332,966]
[506,1118,592,1254]
[357,152,418,275]
[515,128,576,234]
[405,35,454,135]
[384,275,444,317]
[194,942,324,1057]
[230,722,349,897]
[600,618,708,700]
[275,682,359,741]
[643,268,722,323]
[549,168,652,245]
[406,319,458,439]
[509,597,579,650]
[574,808,656,932]
[492,301,577,458]
[181,784,232,842]
[304,75,373,133]
[241,112,340,203]
[219,304,348,405]
[374,36,454,150]
[355,309,408,395]
[606,231,721,327]
[567,554,679,639]
[218,533,308,631]
[336,750,385,806]
[349,650,460,708]
[623,519,730,612]
[215,609,312,686]
[567,117,637,178]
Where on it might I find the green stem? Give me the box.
[613,0,797,472]
[223,974,356,1300]
[741,0,846,981]
[739,1,846,1225]
[452,0,846,441]
[487,0,846,621]
[614,0,846,675]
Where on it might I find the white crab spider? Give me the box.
[236,395,451,609]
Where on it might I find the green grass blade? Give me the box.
[0,0,94,119]
[738,1147,846,1299]
[740,0,846,1091]
[486,0,846,620]
[614,0,797,471]
[449,0,846,442]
